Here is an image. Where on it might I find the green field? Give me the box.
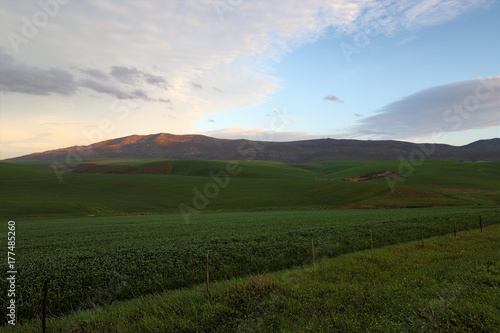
[1,207,498,326]
[1,159,499,218]
[0,159,499,329]
[4,222,499,332]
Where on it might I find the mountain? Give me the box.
[4,133,500,163]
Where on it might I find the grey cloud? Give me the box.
[80,78,169,103]
[81,68,109,81]
[110,66,141,84]
[80,78,131,99]
[354,113,363,118]
[144,73,167,86]
[0,49,78,95]
[109,66,168,88]
[0,50,169,104]
[323,94,344,102]
[349,76,500,139]
[192,82,203,89]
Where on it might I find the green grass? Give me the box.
[0,207,498,325]
[1,159,499,218]
[6,223,499,332]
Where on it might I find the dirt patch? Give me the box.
[342,171,402,182]
[130,161,173,175]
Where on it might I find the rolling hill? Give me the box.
[4,133,500,163]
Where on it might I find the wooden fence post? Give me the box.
[42,280,48,333]
[454,221,457,239]
[421,226,425,248]
[312,239,315,273]
[206,254,210,296]
[479,216,483,233]
[370,230,374,260]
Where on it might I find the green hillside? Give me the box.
[1,159,499,218]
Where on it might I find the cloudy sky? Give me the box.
[1,0,499,159]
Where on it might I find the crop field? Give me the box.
[7,224,500,332]
[0,206,498,325]
[1,159,499,329]
[1,160,500,218]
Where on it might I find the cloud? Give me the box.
[0,49,78,95]
[348,0,493,35]
[201,127,327,142]
[80,68,109,80]
[348,76,500,139]
[110,66,141,84]
[0,49,169,103]
[354,113,363,118]
[323,94,344,103]
[192,82,203,89]
[79,78,131,99]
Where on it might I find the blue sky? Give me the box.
[1,0,499,159]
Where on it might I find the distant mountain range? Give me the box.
[5,133,500,163]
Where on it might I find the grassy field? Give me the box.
[0,207,498,325]
[1,159,499,329]
[1,159,499,218]
[5,222,499,332]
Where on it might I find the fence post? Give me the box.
[312,239,315,273]
[421,226,425,248]
[206,254,210,296]
[370,230,374,260]
[479,216,482,233]
[42,280,48,333]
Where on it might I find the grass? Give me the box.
[1,159,499,218]
[0,158,498,329]
[6,223,499,332]
[0,207,498,325]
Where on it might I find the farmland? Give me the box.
[0,206,498,326]
[0,159,499,329]
[3,219,500,332]
[1,159,499,218]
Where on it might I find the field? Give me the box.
[1,207,498,326]
[0,159,499,330]
[4,221,500,332]
[1,159,499,218]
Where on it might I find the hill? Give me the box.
[4,133,500,163]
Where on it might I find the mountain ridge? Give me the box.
[4,133,500,163]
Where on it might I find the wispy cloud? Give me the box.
[349,0,493,35]
[348,76,500,139]
[323,94,344,103]
[201,127,327,142]
[192,82,203,89]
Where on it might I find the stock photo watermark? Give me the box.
[6,221,17,326]
[7,0,70,54]
[385,75,499,192]
[179,109,293,224]
[50,99,135,182]
[340,4,400,63]
[212,0,243,22]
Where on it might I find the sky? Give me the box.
[0,0,499,159]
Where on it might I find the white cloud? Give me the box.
[201,126,327,142]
